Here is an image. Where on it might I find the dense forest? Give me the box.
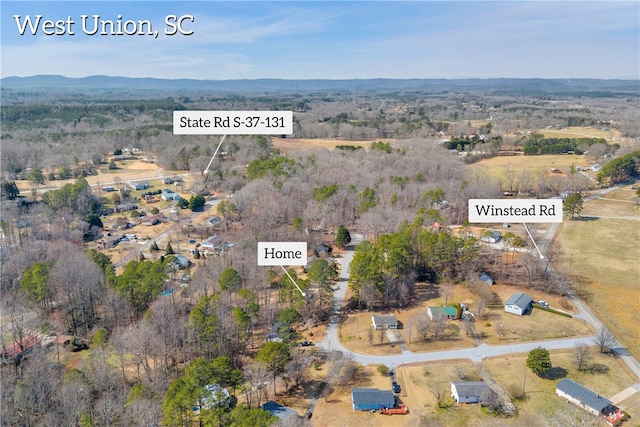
[1,78,639,426]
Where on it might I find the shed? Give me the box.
[450,381,497,405]
[371,315,398,330]
[351,388,395,411]
[427,306,458,321]
[479,271,494,285]
[504,292,533,316]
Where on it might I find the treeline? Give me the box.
[597,149,640,184]
[523,134,610,155]
[1,100,185,127]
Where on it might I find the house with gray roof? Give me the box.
[504,292,533,316]
[555,379,624,425]
[450,381,497,405]
[351,388,395,411]
[371,315,398,330]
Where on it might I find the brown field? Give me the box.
[469,154,592,184]
[555,194,640,360]
[272,137,390,153]
[15,160,190,193]
[474,284,592,345]
[535,126,629,145]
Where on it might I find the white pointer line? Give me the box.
[203,134,226,175]
[280,265,306,297]
[522,223,544,259]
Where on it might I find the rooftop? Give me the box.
[556,379,614,413]
[504,292,533,309]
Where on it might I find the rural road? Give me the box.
[316,185,640,382]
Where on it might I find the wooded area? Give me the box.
[1,80,639,426]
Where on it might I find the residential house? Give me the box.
[129,181,149,191]
[2,335,41,362]
[371,315,398,330]
[170,254,191,269]
[450,381,497,405]
[556,379,624,426]
[427,306,458,321]
[504,292,533,316]
[351,388,396,411]
[140,213,166,226]
[201,235,223,253]
[262,402,299,423]
[314,243,332,257]
[161,189,181,201]
[481,230,502,244]
[113,202,138,213]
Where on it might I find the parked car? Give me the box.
[392,381,401,393]
[538,300,550,307]
[299,341,314,347]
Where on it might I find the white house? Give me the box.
[450,382,496,405]
[201,235,223,253]
[555,379,624,425]
[371,315,398,330]
[504,292,533,316]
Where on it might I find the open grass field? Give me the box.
[272,137,390,153]
[474,284,592,345]
[535,126,629,145]
[469,154,592,185]
[555,194,640,360]
[15,159,189,193]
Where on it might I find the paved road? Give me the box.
[316,186,640,382]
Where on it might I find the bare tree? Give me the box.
[430,381,448,409]
[572,342,594,371]
[441,282,454,306]
[593,328,616,354]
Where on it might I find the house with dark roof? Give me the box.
[556,379,624,425]
[351,388,396,411]
[427,306,458,321]
[262,401,299,422]
[479,271,494,285]
[450,381,497,405]
[371,315,398,330]
[504,292,533,316]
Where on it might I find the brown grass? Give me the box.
[474,284,593,345]
[272,137,390,153]
[482,348,639,422]
[555,196,640,360]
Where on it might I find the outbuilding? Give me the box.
[504,292,533,316]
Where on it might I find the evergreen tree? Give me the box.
[165,242,175,255]
[563,193,584,220]
[526,346,552,376]
[335,224,351,249]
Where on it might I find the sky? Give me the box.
[1,1,639,80]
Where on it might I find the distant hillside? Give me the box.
[2,75,638,97]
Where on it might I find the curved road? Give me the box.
[316,193,640,381]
